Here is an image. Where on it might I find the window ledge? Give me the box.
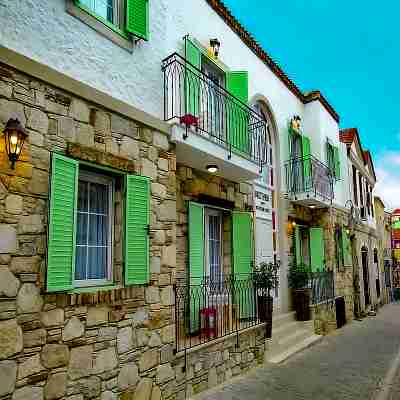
[66,0,134,52]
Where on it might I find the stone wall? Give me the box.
[0,63,178,400]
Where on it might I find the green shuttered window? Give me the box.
[126,0,149,40]
[232,211,253,277]
[185,39,202,118]
[302,135,311,187]
[47,154,79,292]
[333,146,341,179]
[47,154,150,292]
[125,175,150,285]
[310,228,325,272]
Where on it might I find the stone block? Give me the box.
[68,345,93,379]
[18,354,44,379]
[12,386,43,400]
[120,136,139,159]
[76,123,95,147]
[156,363,174,384]
[0,319,23,359]
[150,257,161,274]
[158,201,176,222]
[28,168,49,195]
[208,367,217,388]
[93,348,118,374]
[110,114,130,135]
[5,194,23,215]
[17,283,43,313]
[41,344,69,368]
[0,225,17,253]
[18,215,44,234]
[137,328,150,347]
[134,378,153,400]
[10,256,41,274]
[160,325,174,344]
[139,349,159,372]
[101,391,117,400]
[153,132,169,151]
[158,158,169,172]
[69,98,90,123]
[142,159,157,180]
[145,287,160,304]
[0,266,20,297]
[118,362,139,391]
[0,360,17,396]
[160,286,174,306]
[63,316,84,341]
[45,372,67,400]
[151,386,161,400]
[151,183,167,199]
[75,376,101,399]
[98,326,117,341]
[41,308,64,327]
[0,99,26,126]
[148,332,162,348]
[117,326,134,354]
[58,116,76,141]
[26,108,49,133]
[87,306,109,327]
[161,245,176,268]
[23,328,47,348]
[0,81,12,98]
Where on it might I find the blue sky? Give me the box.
[223,0,400,209]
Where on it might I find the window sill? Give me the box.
[66,0,134,52]
[70,284,121,294]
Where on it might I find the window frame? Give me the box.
[66,0,134,51]
[74,170,115,288]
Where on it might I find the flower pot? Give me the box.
[293,289,311,321]
[258,294,273,338]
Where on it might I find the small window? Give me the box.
[205,208,223,285]
[326,142,335,176]
[75,171,114,287]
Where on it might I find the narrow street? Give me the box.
[196,304,400,400]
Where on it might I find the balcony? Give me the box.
[162,53,267,181]
[284,156,334,207]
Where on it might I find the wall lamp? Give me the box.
[3,118,28,169]
[209,38,221,58]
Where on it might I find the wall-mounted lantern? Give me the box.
[3,118,28,169]
[209,38,221,58]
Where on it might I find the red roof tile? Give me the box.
[339,128,357,144]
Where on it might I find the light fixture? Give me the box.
[3,118,28,169]
[345,228,351,235]
[310,205,316,209]
[206,164,219,173]
[291,221,297,228]
[209,38,221,58]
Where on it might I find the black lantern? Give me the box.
[3,118,28,169]
[209,38,221,58]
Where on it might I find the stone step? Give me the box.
[273,327,314,350]
[266,334,323,364]
[271,320,300,340]
[272,311,296,329]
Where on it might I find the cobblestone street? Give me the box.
[196,304,400,400]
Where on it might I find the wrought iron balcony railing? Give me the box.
[174,272,274,353]
[308,271,335,305]
[161,53,268,168]
[284,156,334,202]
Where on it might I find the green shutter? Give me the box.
[47,154,79,292]
[310,228,325,272]
[302,135,312,188]
[126,0,149,40]
[342,230,352,267]
[333,146,341,179]
[185,38,201,117]
[125,175,150,285]
[295,226,302,267]
[188,202,204,333]
[232,212,254,319]
[226,71,249,154]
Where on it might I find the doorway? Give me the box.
[361,248,370,307]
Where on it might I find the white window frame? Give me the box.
[205,207,224,283]
[75,170,114,288]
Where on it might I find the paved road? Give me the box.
[196,303,400,400]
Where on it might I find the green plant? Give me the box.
[288,262,311,290]
[252,262,280,296]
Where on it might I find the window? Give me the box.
[326,142,335,176]
[205,209,223,285]
[67,0,149,50]
[75,171,114,287]
[46,154,150,292]
[353,166,358,206]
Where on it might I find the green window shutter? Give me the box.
[295,226,302,267]
[125,175,150,285]
[232,211,254,319]
[226,71,249,154]
[47,154,79,292]
[310,228,325,272]
[185,38,201,118]
[188,202,204,334]
[302,135,312,188]
[333,146,341,179]
[126,0,149,40]
[342,230,352,267]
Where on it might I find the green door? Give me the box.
[226,71,249,154]
[232,211,254,319]
[185,38,201,118]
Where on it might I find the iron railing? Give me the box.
[308,271,335,304]
[174,273,273,353]
[161,53,268,168]
[384,248,392,259]
[284,156,334,201]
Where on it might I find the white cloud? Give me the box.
[374,151,400,211]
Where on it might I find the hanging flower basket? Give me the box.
[180,114,199,130]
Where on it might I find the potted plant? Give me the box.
[252,262,280,338]
[288,262,312,321]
